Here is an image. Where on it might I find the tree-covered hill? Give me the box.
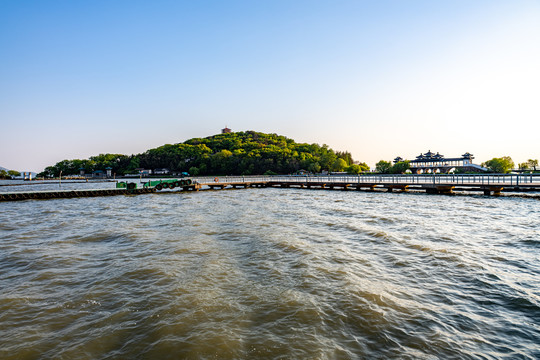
[39,131,367,177]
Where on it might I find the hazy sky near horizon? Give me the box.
[1,0,539,172]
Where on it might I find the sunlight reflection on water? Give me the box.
[1,187,539,359]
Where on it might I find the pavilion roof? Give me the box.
[394,150,476,163]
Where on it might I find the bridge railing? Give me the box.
[193,174,540,187]
[193,176,270,184]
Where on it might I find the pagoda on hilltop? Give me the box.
[221,126,232,134]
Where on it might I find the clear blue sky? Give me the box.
[1,0,539,172]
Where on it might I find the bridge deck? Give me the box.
[1,174,539,201]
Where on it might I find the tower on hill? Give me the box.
[221,126,232,134]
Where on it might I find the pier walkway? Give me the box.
[1,174,539,201]
[261,173,540,195]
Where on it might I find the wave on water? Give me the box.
[1,188,539,359]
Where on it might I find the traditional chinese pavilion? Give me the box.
[394,151,487,174]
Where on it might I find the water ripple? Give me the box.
[1,188,539,359]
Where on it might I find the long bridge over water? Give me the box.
[1,174,540,201]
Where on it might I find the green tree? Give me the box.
[307,162,321,174]
[528,159,538,171]
[518,163,529,170]
[357,162,370,172]
[125,156,141,174]
[38,131,366,176]
[482,156,514,173]
[391,161,410,174]
[346,162,370,174]
[331,158,347,172]
[375,160,392,174]
[8,170,21,177]
[345,164,361,174]
[336,151,354,166]
[210,149,233,174]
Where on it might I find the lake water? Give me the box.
[1,184,539,359]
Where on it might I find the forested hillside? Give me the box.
[39,131,367,176]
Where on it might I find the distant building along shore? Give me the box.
[395,151,488,174]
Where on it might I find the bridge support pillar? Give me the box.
[386,185,408,192]
[483,187,503,196]
[436,186,454,195]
